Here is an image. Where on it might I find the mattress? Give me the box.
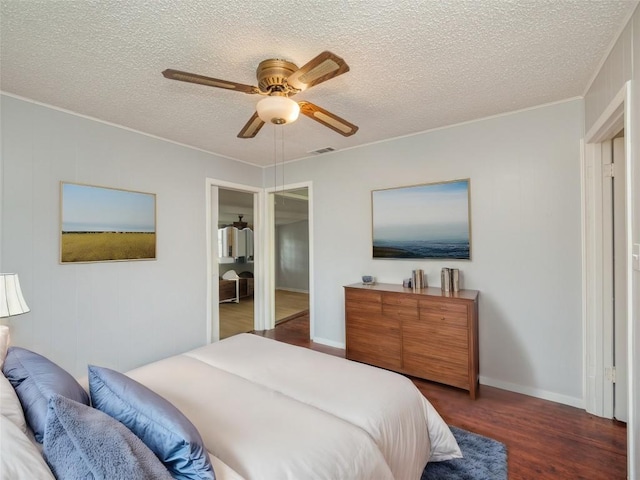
[128,333,461,480]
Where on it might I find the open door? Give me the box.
[265,181,313,337]
[273,188,310,326]
[603,136,629,422]
[612,137,628,422]
[218,188,256,339]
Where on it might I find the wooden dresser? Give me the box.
[219,278,254,303]
[344,283,479,398]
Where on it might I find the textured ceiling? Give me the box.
[1,0,637,167]
[218,187,309,227]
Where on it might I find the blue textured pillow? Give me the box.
[2,347,89,442]
[44,394,173,480]
[89,365,215,480]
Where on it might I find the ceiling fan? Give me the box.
[162,51,358,139]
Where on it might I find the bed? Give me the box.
[1,331,461,480]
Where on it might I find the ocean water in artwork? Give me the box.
[373,239,470,259]
[372,180,471,259]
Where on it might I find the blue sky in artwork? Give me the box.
[373,180,469,242]
[62,183,155,232]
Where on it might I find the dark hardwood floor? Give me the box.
[254,315,627,480]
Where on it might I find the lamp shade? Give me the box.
[256,96,300,125]
[0,274,30,318]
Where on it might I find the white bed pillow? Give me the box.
[0,415,55,480]
[0,325,9,369]
[0,371,27,433]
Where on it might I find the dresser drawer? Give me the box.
[402,315,470,389]
[420,310,468,329]
[403,321,468,354]
[382,304,417,322]
[419,299,468,316]
[346,300,381,315]
[219,280,237,301]
[346,310,398,331]
[403,352,470,390]
[346,288,382,304]
[382,293,418,308]
[346,323,402,370]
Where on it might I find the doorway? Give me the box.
[218,188,255,339]
[273,187,310,324]
[582,81,633,429]
[265,181,313,338]
[206,179,264,343]
[602,135,628,422]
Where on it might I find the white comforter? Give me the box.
[127,334,461,480]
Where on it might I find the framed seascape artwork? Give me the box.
[60,182,156,263]
[372,179,471,260]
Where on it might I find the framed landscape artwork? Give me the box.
[372,179,471,260]
[60,182,156,263]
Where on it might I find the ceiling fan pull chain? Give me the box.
[281,126,285,197]
[273,125,277,192]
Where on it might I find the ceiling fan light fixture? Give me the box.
[256,96,300,125]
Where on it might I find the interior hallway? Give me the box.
[219,289,309,339]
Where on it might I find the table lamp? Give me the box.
[0,273,30,318]
[0,273,30,366]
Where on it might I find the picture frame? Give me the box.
[372,179,471,260]
[60,182,156,263]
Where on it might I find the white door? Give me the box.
[612,137,628,422]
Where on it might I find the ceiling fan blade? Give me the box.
[298,102,358,137]
[162,69,257,94]
[286,51,350,92]
[237,112,265,139]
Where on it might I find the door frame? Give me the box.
[612,136,628,422]
[582,81,635,472]
[264,181,314,337]
[205,178,265,342]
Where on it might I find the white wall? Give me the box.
[0,94,262,377]
[275,220,309,291]
[584,6,639,476]
[0,93,589,407]
[270,99,585,406]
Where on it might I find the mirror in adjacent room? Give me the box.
[219,218,254,263]
[218,189,255,339]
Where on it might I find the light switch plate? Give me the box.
[633,243,640,271]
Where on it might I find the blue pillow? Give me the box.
[2,346,89,442]
[88,365,215,480]
[44,394,173,480]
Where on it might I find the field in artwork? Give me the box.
[61,232,156,262]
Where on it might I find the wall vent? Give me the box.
[309,146,335,155]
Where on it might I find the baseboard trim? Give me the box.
[275,287,309,294]
[312,336,345,349]
[275,310,309,325]
[479,376,584,409]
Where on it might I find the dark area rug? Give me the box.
[422,426,507,480]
